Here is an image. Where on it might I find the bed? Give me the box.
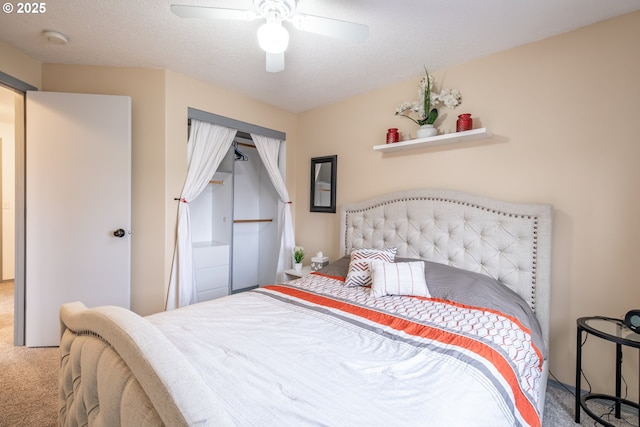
[59,189,552,427]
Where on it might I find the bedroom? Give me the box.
[0,1,639,425]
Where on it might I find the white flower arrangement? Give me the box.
[395,67,462,125]
[293,246,305,263]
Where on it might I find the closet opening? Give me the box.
[186,108,286,303]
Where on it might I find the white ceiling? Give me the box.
[1,0,638,113]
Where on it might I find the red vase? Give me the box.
[386,128,399,143]
[456,114,472,132]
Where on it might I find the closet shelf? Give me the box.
[211,171,231,182]
[233,219,273,223]
[193,240,228,248]
[373,128,491,153]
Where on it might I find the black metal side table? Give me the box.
[575,316,640,426]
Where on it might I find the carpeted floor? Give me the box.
[0,281,58,427]
[0,281,637,426]
[545,379,638,426]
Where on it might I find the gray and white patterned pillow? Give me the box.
[345,248,397,287]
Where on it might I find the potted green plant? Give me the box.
[293,246,305,271]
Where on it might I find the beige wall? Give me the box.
[42,65,168,315]
[0,40,41,89]
[0,43,299,318]
[163,69,298,294]
[297,11,640,394]
[40,66,298,316]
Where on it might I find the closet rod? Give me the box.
[209,180,224,185]
[233,219,273,223]
[236,141,255,148]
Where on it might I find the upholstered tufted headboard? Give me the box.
[339,189,552,345]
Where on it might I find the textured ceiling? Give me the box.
[1,0,639,113]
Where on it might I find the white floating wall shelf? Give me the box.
[373,128,491,153]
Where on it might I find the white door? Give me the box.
[25,91,131,347]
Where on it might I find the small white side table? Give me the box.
[284,266,312,279]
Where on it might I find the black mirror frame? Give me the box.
[310,155,337,213]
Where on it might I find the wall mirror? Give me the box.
[310,155,337,213]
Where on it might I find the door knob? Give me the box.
[113,228,126,238]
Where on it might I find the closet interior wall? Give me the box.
[190,137,280,302]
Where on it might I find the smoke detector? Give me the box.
[42,30,69,45]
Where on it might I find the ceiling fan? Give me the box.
[171,0,369,73]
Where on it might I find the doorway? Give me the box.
[0,83,22,345]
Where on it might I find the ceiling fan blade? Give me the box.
[266,52,285,73]
[170,4,257,21]
[290,14,369,42]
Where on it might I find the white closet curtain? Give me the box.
[166,121,237,310]
[252,133,295,283]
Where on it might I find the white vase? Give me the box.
[416,124,438,138]
[294,262,302,272]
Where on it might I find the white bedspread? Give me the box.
[146,274,542,427]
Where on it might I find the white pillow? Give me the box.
[345,248,397,287]
[370,261,430,298]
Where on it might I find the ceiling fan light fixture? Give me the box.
[172,0,367,73]
[257,22,289,54]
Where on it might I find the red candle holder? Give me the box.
[386,128,399,143]
[456,114,472,132]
